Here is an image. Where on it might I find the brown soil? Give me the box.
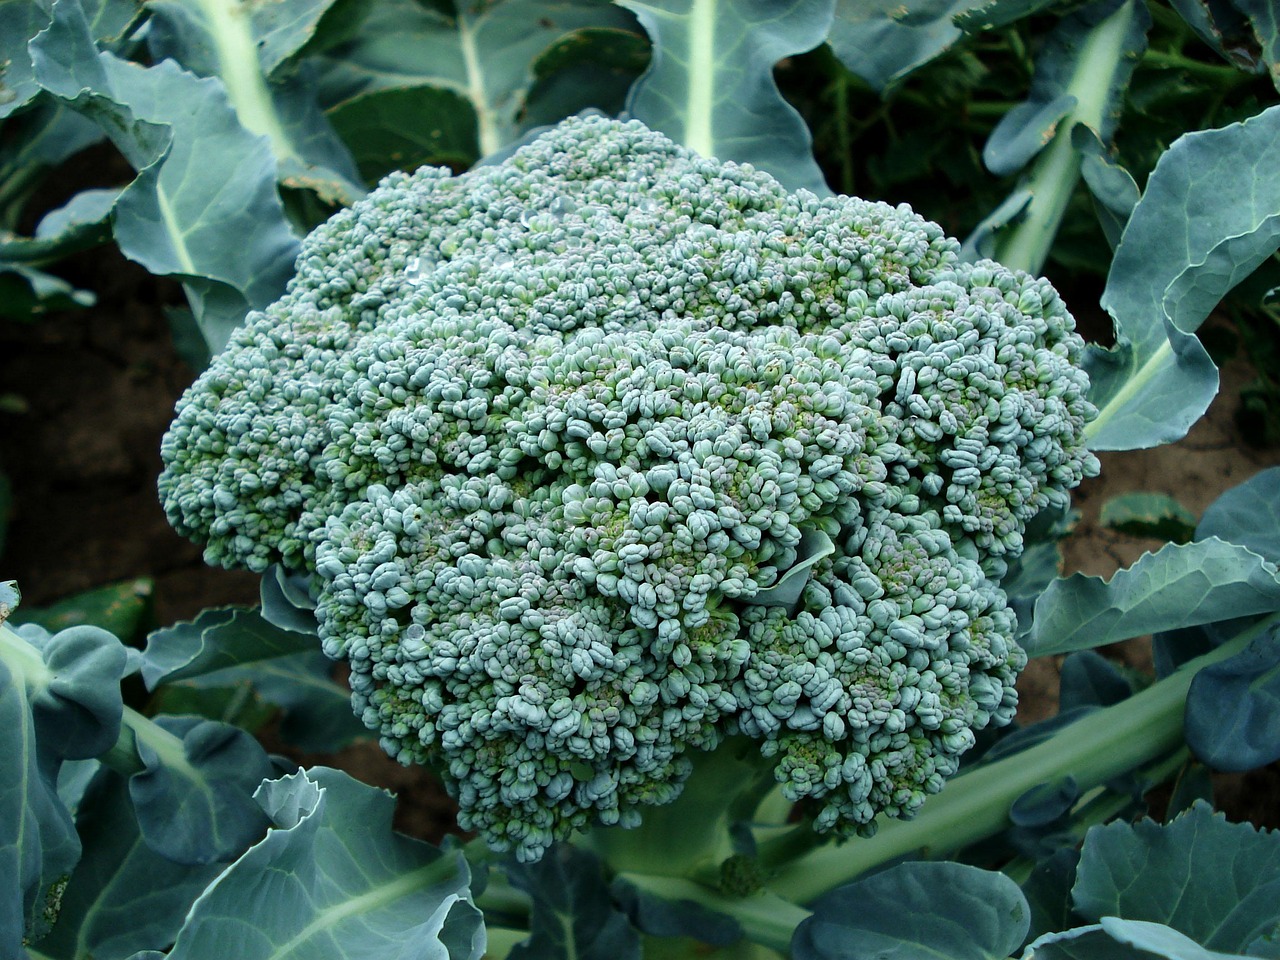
[2,249,1276,839]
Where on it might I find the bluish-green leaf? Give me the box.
[619,0,832,193]
[793,861,1030,960]
[983,0,1146,179]
[34,771,227,960]
[984,93,1076,177]
[1075,124,1140,250]
[1059,651,1133,710]
[142,605,316,689]
[1100,492,1196,543]
[610,876,742,947]
[1197,466,1280,563]
[0,621,129,947]
[144,0,364,204]
[1088,104,1280,450]
[508,845,641,960]
[955,0,1057,32]
[827,0,984,92]
[30,1,302,352]
[129,715,273,865]
[317,0,637,160]
[747,528,834,608]
[962,188,1033,261]
[259,565,317,633]
[1073,802,1280,953]
[161,767,484,960]
[172,650,367,752]
[1166,0,1265,74]
[1102,918,1260,960]
[0,262,96,316]
[1028,538,1280,656]
[1185,627,1280,772]
[1023,924,1198,960]
[1010,777,1079,828]
[1,631,79,951]
[1021,847,1084,944]
[326,85,478,182]
[523,25,649,133]
[0,0,51,119]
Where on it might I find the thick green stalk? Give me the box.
[767,617,1269,904]
[587,736,778,879]
[994,0,1142,274]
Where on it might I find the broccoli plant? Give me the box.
[4,0,1280,958]
[157,115,1098,863]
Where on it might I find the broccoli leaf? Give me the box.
[143,0,365,204]
[1184,626,1280,771]
[32,771,227,960]
[507,846,641,960]
[792,861,1030,960]
[29,0,301,353]
[128,715,274,865]
[0,0,50,119]
[1196,465,1280,563]
[1087,104,1280,450]
[1028,538,1280,656]
[827,0,986,92]
[620,0,832,193]
[1072,803,1280,954]
[141,605,316,689]
[0,622,129,948]
[160,767,484,960]
[315,0,637,162]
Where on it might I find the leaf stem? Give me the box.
[994,0,1143,274]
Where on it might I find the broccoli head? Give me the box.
[159,115,1098,862]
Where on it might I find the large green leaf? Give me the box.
[982,0,1148,177]
[161,767,484,960]
[793,861,1030,960]
[29,0,302,353]
[507,846,641,960]
[827,0,986,93]
[619,0,832,193]
[127,715,274,865]
[167,650,367,752]
[1024,922,1256,960]
[141,605,316,689]
[1184,627,1280,771]
[0,622,129,948]
[1087,104,1280,450]
[1028,538,1280,657]
[32,771,227,960]
[317,0,638,161]
[0,0,51,119]
[143,0,364,203]
[972,0,1150,273]
[1073,803,1280,955]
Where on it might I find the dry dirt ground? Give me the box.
[2,250,1277,839]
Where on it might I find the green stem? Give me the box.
[587,737,777,879]
[1140,49,1253,83]
[767,615,1272,904]
[994,0,1142,274]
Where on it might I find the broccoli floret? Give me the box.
[159,115,1097,862]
